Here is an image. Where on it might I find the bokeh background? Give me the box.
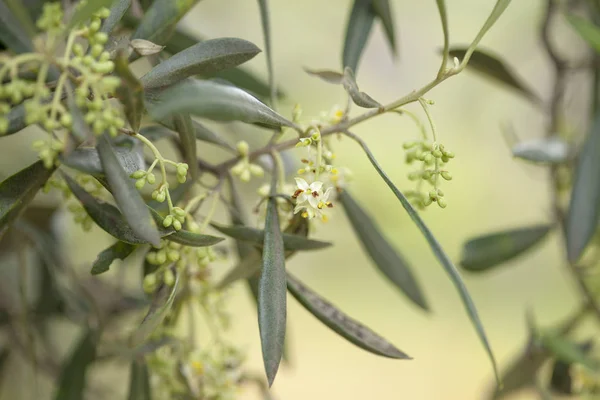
[0,0,595,399]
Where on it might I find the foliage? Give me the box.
[4,0,600,399]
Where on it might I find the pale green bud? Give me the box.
[428,190,437,200]
[73,43,84,56]
[83,55,94,66]
[424,153,434,165]
[60,113,73,128]
[172,219,182,231]
[145,252,158,265]
[135,178,146,190]
[163,214,173,228]
[143,274,157,292]
[156,191,166,203]
[172,207,186,217]
[167,250,180,263]
[240,169,251,182]
[177,174,186,184]
[89,18,101,32]
[436,189,444,197]
[432,150,443,158]
[131,170,146,179]
[97,7,111,19]
[43,119,56,131]
[440,171,452,181]
[93,119,106,135]
[91,44,103,58]
[99,51,111,62]
[437,198,447,208]
[94,32,108,44]
[0,118,8,134]
[423,196,433,206]
[236,140,249,155]
[146,172,156,184]
[248,163,264,177]
[163,269,175,286]
[155,250,167,265]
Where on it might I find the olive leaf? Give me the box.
[159,117,234,151]
[342,67,381,108]
[566,14,600,54]
[4,0,36,39]
[53,329,99,400]
[448,47,540,104]
[0,160,54,238]
[303,67,344,84]
[0,0,34,53]
[460,224,553,272]
[355,137,500,383]
[342,0,375,73]
[97,134,161,247]
[131,266,179,347]
[68,0,116,30]
[65,81,93,144]
[338,190,429,311]
[170,114,199,180]
[127,359,152,400]
[287,272,410,359]
[114,50,145,131]
[129,38,165,56]
[91,241,137,275]
[372,0,396,56]
[258,171,287,387]
[147,79,296,129]
[141,38,261,91]
[257,0,276,107]
[566,115,600,263]
[0,103,27,136]
[512,137,570,164]
[100,0,131,35]
[210,221,332,251]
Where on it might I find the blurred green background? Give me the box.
[0,0,593,399]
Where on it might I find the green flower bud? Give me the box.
[43,119,56,131]
[248,163,264,177]
[443,151,455,158]
[99,51,111,62]
[50,140,64,151]
[60,113,73,128]
[432,150,443,158]
[172,219,182,231]
[146,173,156,184]
[424,153,434,165]
[403,141,419,149]
[143,274,157,293]
[108,126,117,137]
[73,43,84,56]
[92,61,114,74]
[196,247,208,259]
[441,155,449,163]
[163,215,173,228]
[84,112,95,124]
[131,170,146,179]
[93,119,106,135]
[22,84,34,97]
[440,171,452,181]
[422,170,433,180]
[407,171,421,181]
[10,90,23,105]
[167,250,180,263]
[113,117,124,128]
[437,198,447,209]
[428,190,438,200]
[94,32,108,44]
[423,196,433,206]
[100,76,120,92]
[97,7,111,19]
[436,188,444,197]
[240,169,251,182]
[155,250,167,265]
[172,207,186,217]
[135,178,146,190]
[0,102,9,114]
[91,44,103,58]
[230,162,245,176]
[89,18,101,33]
[163,269,175,286]
[236,140,249,155]
[156,191,166,203]
[311,131,321,141]
[177,174,186,184]
[0,118,7,134]
[145,252,158,265]
[83,55,94,66]
[207,248,217,262]
[151,190,159,200]
[92,97,104,110]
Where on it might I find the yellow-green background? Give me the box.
[0,1,593,399]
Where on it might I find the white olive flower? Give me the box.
[292,178,334,220]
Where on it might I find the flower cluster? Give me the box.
[230,141,264,182]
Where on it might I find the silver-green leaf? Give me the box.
[53,329,99,400]
[127,359,152,400]
[0,0,33,53]
[372,0,396,55]
[512,137,570,164]
[342,67,381,108]
[287,272,410,359]
[303,67,344,84]
[342,0,375,73]
[100,0,131,34]
[460,225,553,272]
[114,50,145,131]
[68,0,117,30]
[338,190,429,311]
[91,241,136,275]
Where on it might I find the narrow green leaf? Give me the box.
[171,114,198,179]
[258,172,287,387]
[257,0,276,108]
[342,0,375,73]
[131,267,179,347]
[0,160,54,238]
[141,38,261,91]
[53,329,99,400]
[338,190,429,311]
[114,50,145,131]
[490,343,548,399]
[159,117,234,150]
[0,0,33,53]
[97,134,161,247]
[91,241,136,275]
[540,332,598,371]
[68,0,117,30]
[566,115,600,263]
[342,67,381,108]
[355,139,500,383]
[62,137,145,177]
[460,224,553,272]
[63,173,168,244]
[100,0,132,34]
[130,39,165,56]
[287,272,410,359]
[449,48,540,103]
[147,79,295,129]
[131,0,201,58]
[303,67,344,84]
[512,137,570,164]
[372,0,396,55]
[5,0,36,39]
[1,103,27,137]
[211,222,332,251]
[566,14,600,53]
[127,359,152,400]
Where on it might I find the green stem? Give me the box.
[271,150,285,190]
[435,0,450,79]
[418,98,438,142]
[134,133,172,211]
[197,191,221,232]
[49,73,67,121]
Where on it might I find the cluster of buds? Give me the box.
[162,207,186,231]
[143,265,177,293]
[32,138,64,169]
[230,141,264,182]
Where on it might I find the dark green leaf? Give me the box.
[460,224,553,272]
[372,0,396,55]
[566,115,600,263]
[355,138,500,383]
[490,342,548,399]
[1,103,27,136]
[287,272,410,359]
[0,0,33,53]
[159,117,234,150]
[100,0,131,34]
[53,329,99,400]
[566,14,600,53]
[114,50,145,131]
[68,0,117,30]
[148,208,224,247]
[210,222,332,251]
[63,173,170,244]
[448,48,540,104]
[127,359,152,400]
[342,67,381,108]
[258,172,287,387]
[338,190,429,311]
[131,267,179,346]
[141,38,261,91]
[0,160,54,238]
[147,79,295,129]
[512,137,570,164]
[171,114,198,179]
[257,0,276,107]
[303,67,344,84]
[97,134,161,247]
[130,0,201,60]
[62,137,145,177]
[91,241,136,275]
[342,0,375,73]
[130,38,165,56]
[4,0,36,39]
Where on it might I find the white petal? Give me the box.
[322,187,333,202]
[306,208,315,219]
[310,181,323,192]
[294,177,309,190]
[308,195,319,208]
[293,204,304,214]
[296,192,308,204]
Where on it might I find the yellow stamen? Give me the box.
[321,214,329,222]
[301,211,308,218]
